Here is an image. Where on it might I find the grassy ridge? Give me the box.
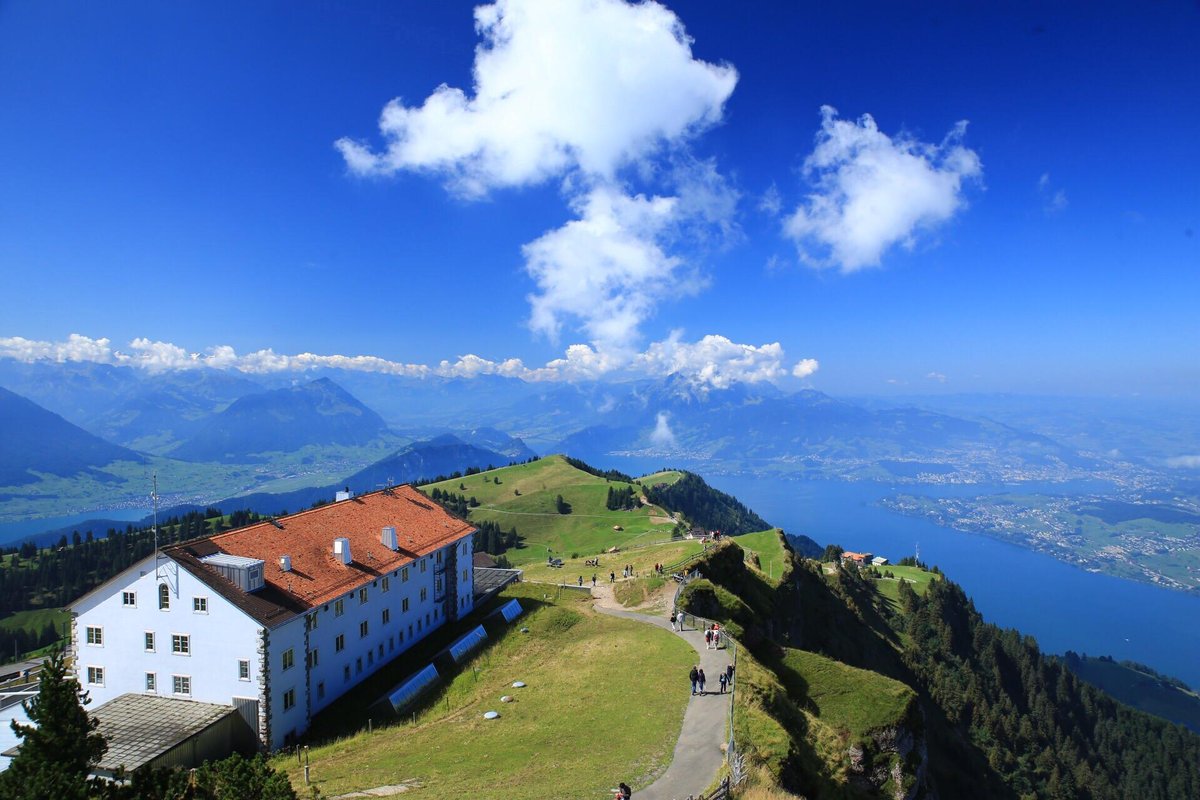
[423,456,679,566]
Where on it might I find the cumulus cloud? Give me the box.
[650,411,677,448]
[337,0,739,354]
[784,106,982,272]
[335,0,736,195]
[1,332,813,389]
[1166,455,1200,469]
[925,371,947,383]
[634,333,795,389]
[523,185,703,351]
[792,358,819,378]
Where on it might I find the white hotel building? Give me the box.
[69,486,476,749]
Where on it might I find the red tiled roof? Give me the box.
[164,486,474,625]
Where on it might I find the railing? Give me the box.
[672,569,746,792]
[684,775,731,800]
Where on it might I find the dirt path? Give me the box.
[590,585,733,800]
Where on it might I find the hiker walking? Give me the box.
[698,668,707,696]
[578,575,583,587]
[670,610,678,631]
[725,664,734,686]
[719,671,728,694]
[689,665,699,696]
[705,629,713,649]
[592,574,597,586]
[610,571,615,583]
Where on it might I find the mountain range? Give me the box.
[1,360,1180,537]
[0,386,140,486]
[166,377,395,462]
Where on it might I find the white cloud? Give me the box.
[784,106,982,272]
[925,371,947,383]
[759,183,782,216]
[792,358,819,378]
[1166,455,1200,469]
[1037,172,1068,214]
[0,334,116,364]
[635,333,792,389]
[1,332,814,389]
[650,411,677,447]
[337,0,739,354]
[523,185,703,352]
[335,0,736,195]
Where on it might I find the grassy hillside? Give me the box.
[422,455,680,566]
[1064,653,1200,732]
[732,529,789,584]
[683,535,1200,799]
[276,583,694,799]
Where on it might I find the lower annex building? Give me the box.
[69,485,476,750]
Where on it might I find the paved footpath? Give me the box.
[592,588,733,800]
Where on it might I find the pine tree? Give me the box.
[0,650,106,800]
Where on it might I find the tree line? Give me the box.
[0,508,264,618]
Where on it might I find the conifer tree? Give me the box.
[0,649,106,800]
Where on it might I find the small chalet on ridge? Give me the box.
[69,486,476,749]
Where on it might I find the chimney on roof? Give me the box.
[333,537,352,565]
[279,555,292,572]
[382,526,398,551]
[335,487,353,502]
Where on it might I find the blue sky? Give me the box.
[1,0,1197,396]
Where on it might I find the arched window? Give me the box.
[159,583,170,610]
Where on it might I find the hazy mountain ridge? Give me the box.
[208,434,522,516]
[0,386,142,486]
[168,377,394,463]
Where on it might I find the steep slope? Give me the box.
[680,538,1200,799]
[169,378,391,462]
[0,387,140,486]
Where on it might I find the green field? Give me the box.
[733,645,917,794]
[637,470,686,487]
[276,583,695,799]
[520,538,704,584]
[423,456,681,566]
[873,564,940,605]
[730,530,788,583]
[0,441,405,525]
[778,648,915,741]
[0,608,68,636]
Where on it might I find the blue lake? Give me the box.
[598,455,1200,689]
[709,475,1200,689]
[0,508,149,547]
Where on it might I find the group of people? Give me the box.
[669,609,686,631]
[688,663,734,696]
[704,624,722,650]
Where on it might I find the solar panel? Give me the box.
[498,599,524,623]
[386,664,441,712]
[448,625,488,663]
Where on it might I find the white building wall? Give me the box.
[264,615,307,749]
[70,530,476,751]
[455,534,475,616]
[72,556,263,722]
